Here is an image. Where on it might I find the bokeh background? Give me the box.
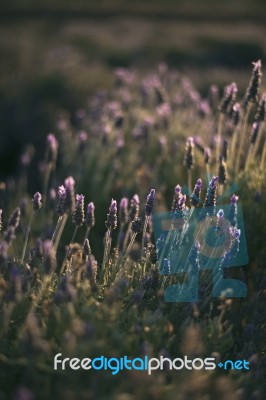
[1,0,266,184]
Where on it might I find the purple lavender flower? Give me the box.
[63,176,75,214]
[32,192,42,211]
[145,189,156,217]
[56,185,66,216]
[172,185,182,211]
[8,207,21,229]
[46,133,58,163]
[243,60,262,105]
[218,82,238,114]
[105,199,117,230]
[204,176,218,210]
[129,194,140,221]
[72,194,85,226]
[86,255,98,286]
[85,202,95,228]
[190,178,202,207]
[119,197,129,225]
[183,137,194,169]
[232,103,241,125]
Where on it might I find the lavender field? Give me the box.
[1,2,266,400]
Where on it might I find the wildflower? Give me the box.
[204,176,218,209]
[72,194,85,227]
[190,179,202,207]
[255,93,266,122]
[86,255,98,286]
[129,194,140,221]
[119,197,129,225]
[218,82,238,114]
[32,192,42,211]
[145,189,156,217]
[64,176,75,214]
[243,60,262,105]
[8,207,21,229]
[85,202,95,228]
[105,199,117,230]
[56,185,66,216]
[46,133,58,163]
[231,103,241,125]
[172,185,182,212]
[183,137,194,169]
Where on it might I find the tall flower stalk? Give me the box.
[21,193,42,263]
[101,199,117,285]
[141,189,156,259]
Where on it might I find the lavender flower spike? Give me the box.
[190,179,202,207]
[32,192,42,211]
[204,176,218,210]
[0,209,2,233]
[85,202,95,228]
[129,194,140,221]
[105,199,117,230]
[119,197,129,225]
[64,176,75,214]
[172,185,182,212]
[145,189,156,217]
[46,134,58,163]
[73,194,85,227]
[56,185,66,216]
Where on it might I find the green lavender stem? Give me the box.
[20,210,35,263]
[235,103,252,175]
[82,227,91,248]
[141,216,149,259]
[53,214,68,252]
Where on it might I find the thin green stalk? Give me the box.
[101,229,111,284]
[141,216,149,259]
[253,121,265,158]
[53,214,68,252]
[216,114,224,167]
[122,232,137,263]
[235,103,252,175]
[71,226,79,243]
[20,210,35,263]
[82,227,90,248]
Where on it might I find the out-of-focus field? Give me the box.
[1,0,266,180]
